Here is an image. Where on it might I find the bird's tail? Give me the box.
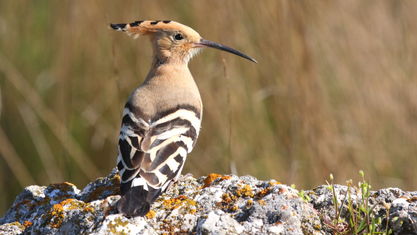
[117,178,162,217]
[117,186,150,217]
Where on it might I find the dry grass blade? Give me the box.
[0,53,101,179]
[0,87,2,119]
[18,104,64,182]
[0,127,35,186]
[221,58,237,175]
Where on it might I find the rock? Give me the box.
[197,210,245,235]
[0,170,416,234]
[307,185,417,234]
[0,222,25,235]
[91,214,157,235]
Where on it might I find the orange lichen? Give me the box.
[275,221,283,226]
[43,198,96,228]
[113,174,121,183]
[222,192,237,204]
[162,195,196,212]
[158,217,190,234]
[269,180,281,186]
[217,183,280,212]
[60,198,75,206]
[230,205,239,212]
[216,192,238,212]
[61,199,84,211]
[61,198,95,213]
[23,220,33,228]
[246,199,254,207]
[51,204,64,215]
[84,206,95,213]
[255,187,271,199]
[7,222,25,230]
[203,173,231,188]
[157,195,199,233]
[145,210,156,219]
[107,217,129,234]
[47,203,65,228]
[217,184,258,212]
[254,181,282,199]
[235,184,254,198]
[407,196,417,202]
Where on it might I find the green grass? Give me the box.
[325,171,392,235]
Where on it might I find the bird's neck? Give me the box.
[144,57,192,84]
[139,55,202,117]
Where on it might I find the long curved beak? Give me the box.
[196,39,257,63]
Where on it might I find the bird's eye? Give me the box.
[174,33,184,40]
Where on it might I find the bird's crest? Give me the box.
[110,20,198,39]
[110,20,257,63]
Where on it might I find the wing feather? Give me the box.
[117,104,201,217]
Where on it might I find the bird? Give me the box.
[110,20,256,217]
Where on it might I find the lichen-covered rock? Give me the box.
[91,214,157,235]
[0,170,416,234]
[307,185,417,234]
[0,169,121,235]
[0,222,25,235]
[197,210,245,235]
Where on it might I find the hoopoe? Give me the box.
[110,20,256,217]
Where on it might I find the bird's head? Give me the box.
[110,20,257,64]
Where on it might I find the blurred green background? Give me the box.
[1,1,417,214]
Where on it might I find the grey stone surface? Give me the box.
[0,222,25,235]
[0,169,416,234]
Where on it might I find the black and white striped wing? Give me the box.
[117,106,149,194]
[116,105,201,217]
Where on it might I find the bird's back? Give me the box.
[117,63,202,217]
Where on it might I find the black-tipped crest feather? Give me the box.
[110,23,127,31]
